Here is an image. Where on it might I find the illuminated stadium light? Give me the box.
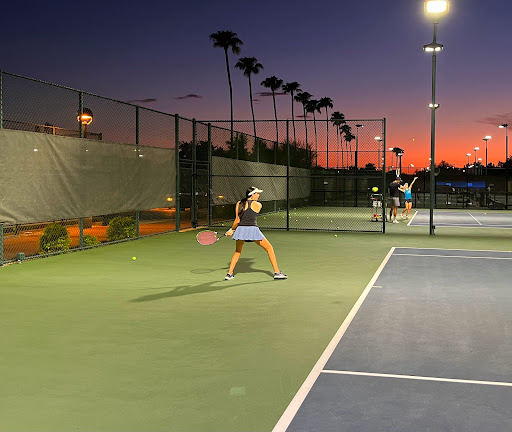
[425,1,449,19]
[429,103,440,109]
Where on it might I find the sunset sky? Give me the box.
[2,0,511,169]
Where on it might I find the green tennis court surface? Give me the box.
[1,225,512,431]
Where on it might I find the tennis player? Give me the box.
[388,177,402,223]
[225,187,287,281]
[400,177,418,219]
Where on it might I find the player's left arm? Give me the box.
[410,177,418,188]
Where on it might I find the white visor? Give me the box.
[248,187,263,196]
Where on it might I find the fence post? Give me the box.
[135,211,140,237]
[79,218,84,250]
[0,70,3,129]
[382,118,387,233]
[0,222,3,266]
[135,106,140,236]
[286,120,290,231]
[192,118,198,228]
[78,92,84,138]
[175,115,181,232]
[208,123,213,226]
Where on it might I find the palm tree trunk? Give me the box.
[341,132,344,169]
[272,90,278,164]
[303,106,308,148]
[336,125,340,169]
[325,109,329,169]
[313,112,318,166]
[224,48,234,144]
[291,93,296,145]
[248,74,258,161]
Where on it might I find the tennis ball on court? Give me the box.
[372,187,379,192]
[335,234,338,237]
[337,226,340,229]
[132,256,137,260]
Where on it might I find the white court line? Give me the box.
[408,223,512,229]
[407,211,418,226]
[271,247,396,432]
[393,253,512,260]
[321,370,512,388]
[395,246,512,253]
[469,213,483,225]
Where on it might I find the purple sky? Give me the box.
[2,0,512,167]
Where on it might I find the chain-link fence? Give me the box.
[0,71,388,265]
[0,71,178,265]
[205,119,386,232]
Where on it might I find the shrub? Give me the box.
[106,216,136,242]
[39,223,71,254]
[83,234,100,247]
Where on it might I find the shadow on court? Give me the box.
[189,257,274,278]
[132,259,273,302]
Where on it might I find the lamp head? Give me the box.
[424,1,450,21]
[474,147,480,151]
[77,108,93,126]
[499,124,508,128]
[483,136,491,140]
[428,103,440,109]
[466,153,471,157]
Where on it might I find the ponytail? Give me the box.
[238,188,253,219]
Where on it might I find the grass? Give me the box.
[1,219,511,431]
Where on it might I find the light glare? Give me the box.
[425,1,448,14]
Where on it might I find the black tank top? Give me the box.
[238,200,258,226]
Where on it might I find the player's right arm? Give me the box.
[227,201,241,236]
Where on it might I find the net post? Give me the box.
[208,123,213,226]
[79,217,84,250]
[78,92,84,138]
[192,118,198,228]
[286,120,290,231]
[382,118,387,234]
[175,114,181,232]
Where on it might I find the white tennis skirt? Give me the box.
[232,226,265,241]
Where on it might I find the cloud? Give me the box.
[175,94,203,100]
[478,112,512,126]
[252,98,260,103]
[297,114,310,119]
[126,98,157,103]
[257,91,286,97]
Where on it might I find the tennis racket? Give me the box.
[196,230,228,245]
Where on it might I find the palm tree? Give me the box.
[330,111,345,169]
[261,76,283,146]
[294,91,312,151]
[210,30,243,144]
[318,97,334,168]
[306,99,321,166]
[235,57,263,160]
[340,124,352,169]
[282,82,301,144]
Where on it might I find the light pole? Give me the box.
[389,148,394,173]
[375,136,383,170]
[499,124,509,207]
[355,124,363,207]
[482,135,491,175]
[423,0,449,235]
[473,146,479,165]
[465,153,471,208]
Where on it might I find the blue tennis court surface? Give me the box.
[409,210,512,228]
[273,247,512,432]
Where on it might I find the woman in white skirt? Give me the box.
[225,187,287,281]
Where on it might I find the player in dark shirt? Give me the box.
[388,177,402,223]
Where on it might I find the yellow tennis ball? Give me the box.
[334,234,338,237]
[132,256,137,260]
[372,187,379,192]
